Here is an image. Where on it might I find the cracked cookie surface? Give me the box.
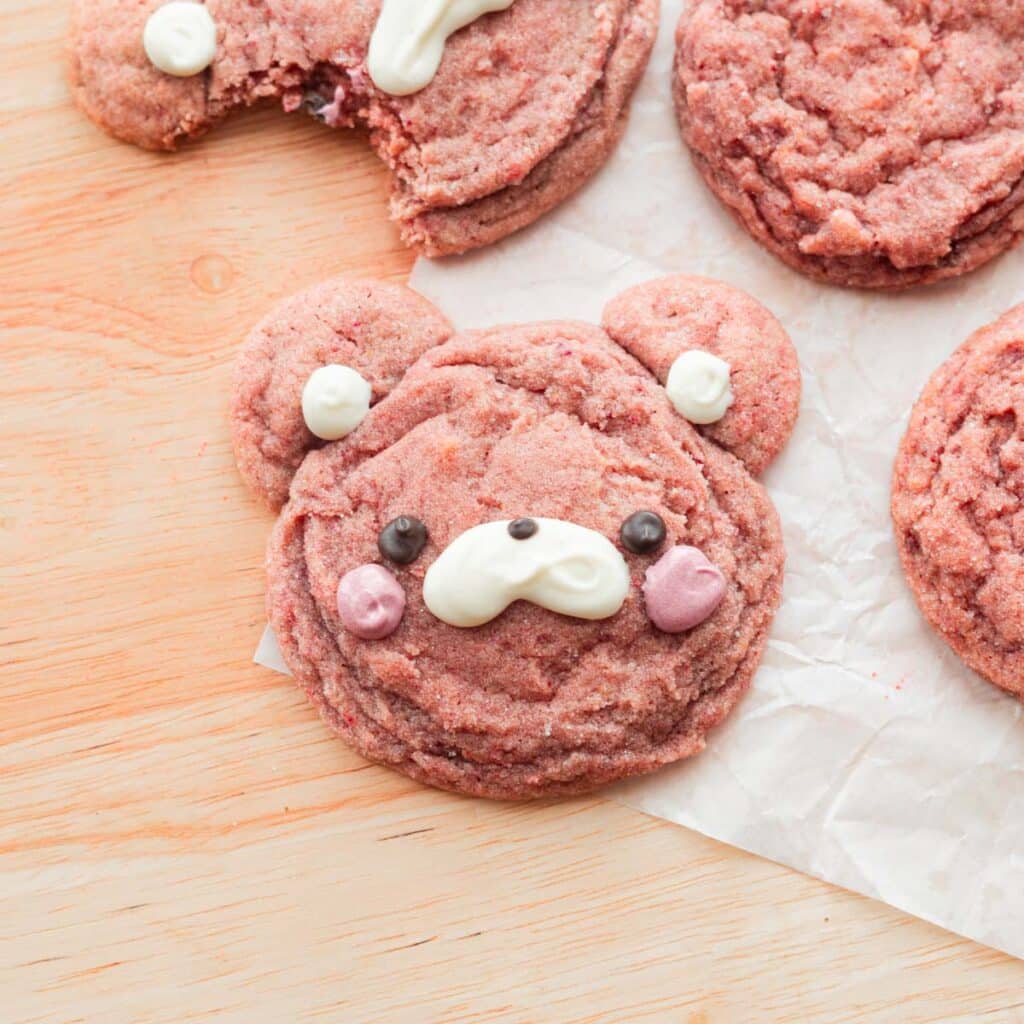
[892,304,1024,698]
[675,0,1024,288]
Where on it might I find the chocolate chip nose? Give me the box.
[508,518,539,540]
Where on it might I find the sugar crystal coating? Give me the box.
[893,303,1024,699]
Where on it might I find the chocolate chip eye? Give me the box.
[620,511,666,555]
[378,516,428,564]
[508,518,538,540]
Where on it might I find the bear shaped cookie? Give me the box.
[231,275,801,798]
[68,0,657,256]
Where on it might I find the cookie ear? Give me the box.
[231,277,453,509]
[69,0,218,150]
[601,275,800,476]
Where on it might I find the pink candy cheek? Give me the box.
[355,593,387,630]
[336,564,406,641]
[642,545,727,634]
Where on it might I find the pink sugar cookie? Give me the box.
[893,305,1024,700]
[67,0,657,257]
[675,1,1024,289]
[236,275,801,799]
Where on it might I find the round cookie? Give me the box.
[675,1,1024,289]
[230,278,452,509]
[602,275,800,475]
[235,276,800,799]
[269,324,788,798]
[67,0,658,257]
[892,305,1024,700]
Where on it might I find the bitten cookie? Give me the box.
[892,305,1024,700]
[675,1,1024,289]
[233,275,801,799]
[68,0,657,257]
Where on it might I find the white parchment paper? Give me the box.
[257,2,1024,958]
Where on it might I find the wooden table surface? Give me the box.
[5,5,1024,1022]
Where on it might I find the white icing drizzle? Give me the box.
[665,349,734,425]
[143,2,217,77]
[301,364,371,441]
[367,0,515,96]
[422,518,630,628]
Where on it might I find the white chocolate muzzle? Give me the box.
[422,518,630,627]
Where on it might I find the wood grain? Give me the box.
[4,5,1024,1022]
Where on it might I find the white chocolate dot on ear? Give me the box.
[301,365,372,441]
[143,2,217,77]
[665,349,734,425]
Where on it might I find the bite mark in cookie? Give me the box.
[232,274,801,798]
[68,0,658,256]
[892,304,1024,700]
